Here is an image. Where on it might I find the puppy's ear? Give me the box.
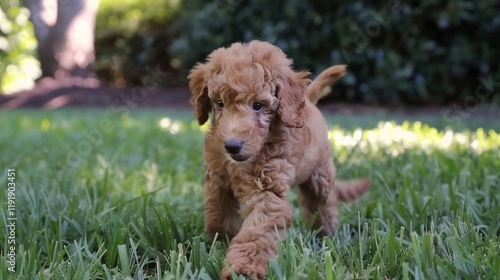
[275,70,310,128]
[188,63,212,125]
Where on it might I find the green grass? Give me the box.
[1,109,499,280]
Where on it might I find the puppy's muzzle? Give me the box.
[224,139,249,162]
[224,139,243,154]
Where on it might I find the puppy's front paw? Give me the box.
[221,267,251,279]
[221,266,265,280]
[221,250,268,280]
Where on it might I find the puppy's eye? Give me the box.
[252,102,263,111]
[216,100,224,109]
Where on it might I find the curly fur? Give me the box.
[188,41,370,280]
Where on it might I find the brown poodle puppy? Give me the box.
[188,41,370,279]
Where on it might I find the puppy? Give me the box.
[188,40,370,279]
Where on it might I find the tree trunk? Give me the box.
[26,0,100,79]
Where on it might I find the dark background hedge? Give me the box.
[5,0,498,106]
[168,0,500,105]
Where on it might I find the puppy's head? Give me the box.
[188,41,310,162]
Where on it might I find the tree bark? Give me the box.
[26,0,100,79]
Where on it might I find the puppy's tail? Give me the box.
[335,177,370,202]
[307,65,347,105]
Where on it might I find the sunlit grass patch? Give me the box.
[329,120,499,159]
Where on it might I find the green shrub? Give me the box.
[94,0,181,87]
[170,0,500,105]
[0,0,39,94]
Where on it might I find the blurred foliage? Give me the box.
[95,0,181,87]
[0,0,181,93]
[0,0,39,94]
[2,0,500,106]
[170,0,500,105]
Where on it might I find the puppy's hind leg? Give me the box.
[298,159,340,236]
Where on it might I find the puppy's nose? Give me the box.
[224,139,243,154]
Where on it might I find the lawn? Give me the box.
[1,109,499,280]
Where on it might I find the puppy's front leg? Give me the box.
[204,171,242,240]
[221,189,293,280]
